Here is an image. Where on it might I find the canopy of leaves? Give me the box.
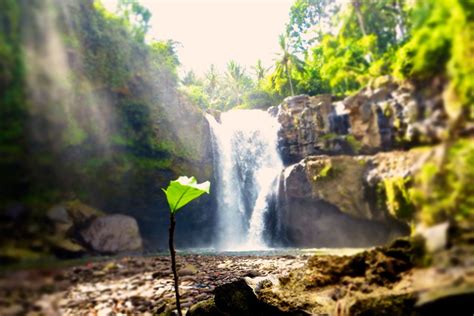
[116,0,151,41]
[180,61,256,111]
[286,0,339,53]
[162,176,210,213]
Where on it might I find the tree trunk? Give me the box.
[352,0,367,36]
[169,213,182,316]
[287,66,295,96]
[395,0,406,41]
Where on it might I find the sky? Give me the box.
[101,0,294,75]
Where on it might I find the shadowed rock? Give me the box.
[80,214,143,254]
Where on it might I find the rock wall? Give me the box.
[265,149,429,247]
[270,76,448,164]
[262,76,450,248]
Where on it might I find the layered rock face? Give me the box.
[262,77,448,248]
[271,77,447,164]
[267,150,428,247]
[270,94,349,164]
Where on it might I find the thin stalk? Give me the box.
[169,213,182,316]
[287,65,294,96]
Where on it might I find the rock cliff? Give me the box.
[266,149,429,247]
[262,76,450,248]
[270,76,448,164]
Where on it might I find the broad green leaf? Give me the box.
[162,176,210,213]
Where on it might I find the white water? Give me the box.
[207,110,283,251]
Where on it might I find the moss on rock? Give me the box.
[382,177,416,221]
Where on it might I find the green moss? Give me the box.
[357,158,367,166]
[345,135,363,153]
[63,122,87,146]
[383,177,416,221]
[413,139,474,225]
[347,293,417,316]
[319,164,332,177]
[312,160,336,182]
[320,132,338,141]
[136,157,173,170]
[393,0,474,121]
[0,245,46,262]
[379,101,393,118]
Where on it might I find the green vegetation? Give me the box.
[0,0,204,216]
[312,160,333,182]
[383,177,416,221]
[180,0,474,230]
[346,135,363,154]
[413,139,474,225]
[0,0,27,205]
[162,176,210,316]
[184,0,472,120]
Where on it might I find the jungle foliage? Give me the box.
[185,0,472,116]
[181,0,474,227]
[0,0,193,214]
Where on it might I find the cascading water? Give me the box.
[207,110,283,250]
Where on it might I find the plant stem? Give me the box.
[287,65,294,96]
[169,213,182,316]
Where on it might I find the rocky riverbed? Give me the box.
[2,219,473,316]
[0,253,310,315]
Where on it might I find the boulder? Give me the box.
[187,298,223,316]
[80,214,143,254]
[188,277,308,316]
[47,205,71,224]
[64,200,104,226]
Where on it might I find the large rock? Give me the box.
[188,277,309,316]
[47,200,104,227]
[266,149,429,247]
[45,201,105,257]
[80,214,142,254]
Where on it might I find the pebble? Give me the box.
[0,254,307,315]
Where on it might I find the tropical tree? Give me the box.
[272,34,304,96]
[116,0,151,41]
[286,0,340,53]
[223,60,253,109]
[252,59,267,84]
[204,64,221,108]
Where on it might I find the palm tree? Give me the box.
[252,59,267,83]
[224,61,252,109]
[274,34,303,96]
[351,0,367,36]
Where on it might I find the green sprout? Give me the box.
[162,176,210,316]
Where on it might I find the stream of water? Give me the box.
[207,110,283,251]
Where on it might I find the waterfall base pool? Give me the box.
[146,247,367,257]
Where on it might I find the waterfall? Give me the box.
[207,110,283,250]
